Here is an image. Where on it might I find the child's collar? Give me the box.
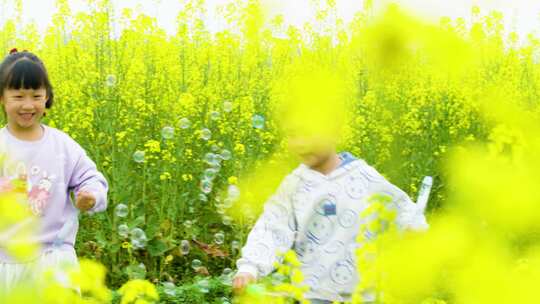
[296,152,362,182]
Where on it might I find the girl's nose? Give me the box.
[21,100,34,109]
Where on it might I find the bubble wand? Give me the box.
[416,176,433,213]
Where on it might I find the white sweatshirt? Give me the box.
[236,155,428,302]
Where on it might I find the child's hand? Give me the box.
[233,272,256,294]
[75,191,96,211]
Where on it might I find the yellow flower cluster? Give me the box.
[118,279,159,304]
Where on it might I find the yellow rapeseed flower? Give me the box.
[228,176,238,184]
[234,143,246,155]
[118,279,159,304]
[144,140,161,153]
[181,174,193,181]
[159,172,171,181]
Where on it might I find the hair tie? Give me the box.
[9,48,18,54]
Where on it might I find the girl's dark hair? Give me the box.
[0,50,54,108]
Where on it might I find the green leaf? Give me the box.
[108,242,121,254]
[146,213,161,239]
[131,215,145,228]
[147,238,169,257]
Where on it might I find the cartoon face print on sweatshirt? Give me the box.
[243,241,272,266]
[303,265,327,290]
[28,169,57,216]
[338,208,359,229]
[300,170,323,188]
[358,163,385,183]
[291,183,311,212]
[0,161,56,216]
[344,170,369,199]
[263,201,289,223]
[329,260,356,286]
[305,213,335,245]
[262,202,295,247]
[295,238,319,264]
[0,161,28,193]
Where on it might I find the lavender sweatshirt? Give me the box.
[0,125,108,263]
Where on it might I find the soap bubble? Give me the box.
[203,168,218,181]
[204,152,221,167]
[133,150,145,163]
[220,149,232,160]
[161,126,174,139]
[210,111,220,121]
[252,114,265,129]
[162,282,176,297]
[180,240,190,255]
[216,205,226,215]
[196,278,210,293]
[214,232,225,245]
[131,228,146,239]
[223,101,233,113]
[222,216,233,226]
[223,198,234,209]
[105,74,116,87]
[220,297,231,304]
[200,128,212,140]
[178,118,191,129]
[130,228,147,249]
[227,185,241,201]
[200,179,213,194]
[220,268,234,286]
[191,259,202,270]
[114,203,129,218]
[118,224,129,238]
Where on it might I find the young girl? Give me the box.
[0,49,108,291]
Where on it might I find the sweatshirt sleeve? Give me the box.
[393,191,429,231]
[381,181,429,231]
[236,175,298,279]
[361,161,428,231]
[68,144,109,215]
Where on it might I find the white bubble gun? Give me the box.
[416,176,433,214]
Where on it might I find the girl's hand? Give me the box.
[233,272,256,294]
[75,191,96,211]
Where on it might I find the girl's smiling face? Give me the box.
[1,87,47,131]
[0,52,54,138]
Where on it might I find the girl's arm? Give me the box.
[68,146,109,214]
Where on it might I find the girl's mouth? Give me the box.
[19,113,35,121]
